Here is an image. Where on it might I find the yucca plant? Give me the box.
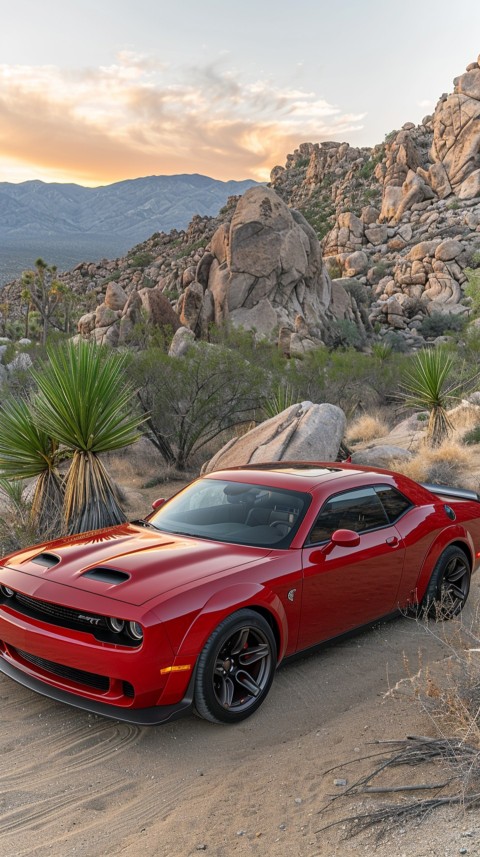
[32,340,144,534]
[263,383,296,420]
[0,397,63,536]
[400,348,463,447]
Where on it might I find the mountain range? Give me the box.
[0,173,259,285]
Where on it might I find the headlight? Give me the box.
[107,617,125,633]
[0,584,15,598]
[128,621,143,641]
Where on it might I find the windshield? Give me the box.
[149,478,310,548]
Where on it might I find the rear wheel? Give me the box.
[421,546,471,620]
[194,609,277,724]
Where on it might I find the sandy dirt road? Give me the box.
[2,589,479,857]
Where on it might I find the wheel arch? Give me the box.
[175,583,287,665]
[414,531,474,604]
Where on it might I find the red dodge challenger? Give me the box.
[0,462,479,725]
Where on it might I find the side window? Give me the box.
[308,487,389,544]
[374,485,412,523]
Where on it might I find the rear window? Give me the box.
[374,485,412,523]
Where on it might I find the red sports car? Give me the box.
[0,462,479,725]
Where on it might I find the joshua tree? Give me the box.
[21,258,67,345]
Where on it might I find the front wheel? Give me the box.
[421,546,471,620]
[194,609,277,724]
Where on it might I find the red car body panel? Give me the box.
[0,461,479,724]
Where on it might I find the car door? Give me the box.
[298,486,406,650]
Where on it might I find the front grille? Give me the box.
[15,592,107,631]
[14,647,110,691]
[1,590,142,648]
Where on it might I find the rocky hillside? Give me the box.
[0,174,259,285]
[270,55,480,348]
[3,55,480,354]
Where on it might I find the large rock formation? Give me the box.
[202,402,346,473]
[176,186,333,347]
[431,59,480,197]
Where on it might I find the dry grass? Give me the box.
[391,441,471,485]
[346,414,389,444]
[317,610,480,842]
[448,403,480,434]
[414,613,480,747]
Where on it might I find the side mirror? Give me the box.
[151,497,166,510]
[309,528,361,562]
[330,528,361,548]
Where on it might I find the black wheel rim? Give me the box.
[213,625,273,714]
[441,555,470,617]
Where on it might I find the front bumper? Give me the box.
[0,654,195,725]
[0,594,196,723]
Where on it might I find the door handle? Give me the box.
[386,536,399,547]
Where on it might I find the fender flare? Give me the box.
[175,582,289,664]
[413,524,474,603]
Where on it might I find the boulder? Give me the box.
[458,168,480,199]
[105,282,128,311]
[350,446,413,468]
[431,67,480,192]
[168,326,195,358]
[202,402,346,473]
[199,187,332,340]
[138,286,181,333]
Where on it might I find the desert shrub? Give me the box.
[127,251,154,268]
[129,341,268,469]
[328,319,365,349]
[464,265,480,316]
[393,441,470,485]
[0,478,38,555]
[346,414,389,444]
[382,331,409,352]
[325,258,343,279]
[342,280,371,307]
[419,312,466,338]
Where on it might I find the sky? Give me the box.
[1,0,479,187]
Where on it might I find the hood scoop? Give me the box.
[82,567,130,585]
[32,552,60,568]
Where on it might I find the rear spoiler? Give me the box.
[421,483,480,503]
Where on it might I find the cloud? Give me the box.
[0,55,365,184]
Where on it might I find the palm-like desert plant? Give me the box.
[32,340,144,534]
[0,397,63,535]
[263,383,296,420]
[400,348,463,447]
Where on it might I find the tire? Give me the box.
[194,609,277,724]
[421,546,471,620]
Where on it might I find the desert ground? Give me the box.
[2,446,480,857]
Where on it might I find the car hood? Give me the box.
[2,522,271,606]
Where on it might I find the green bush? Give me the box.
[129,341,268,469]
[328,319,365,349]
[419,312,467,337]
[465,265,480,316]
[127,251,154,268]
[462,425,480,445]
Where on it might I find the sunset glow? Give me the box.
[1,1,479,187]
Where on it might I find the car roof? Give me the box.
[204,461,398,494]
